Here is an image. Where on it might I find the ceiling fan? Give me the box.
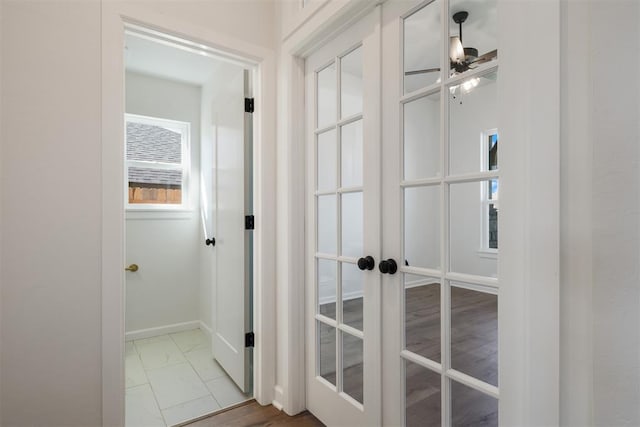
[405,11,497,77]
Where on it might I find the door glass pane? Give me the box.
[342,262,363,331]
[449,71,498,175]
[449,180,497,277]
[317,129,337,192]
[404,0,442,93]
[341,47,363,118]
[451,285,498,386]
[317,63,337,128]
[318,321,337,386]
[341,192,363,258]
[449,0,498,77]
[341,120,363,187]
[404,93,440,181]
[405,275,440,362]
[451,380,498,427]
[405,360,441,427]
[342,332,364,404]
[317,195,337,254]
[318,259,337,319]
[404,185,440,270]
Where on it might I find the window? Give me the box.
[481,129,498,252]
[125,114,190,209]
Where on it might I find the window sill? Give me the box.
[126,208,195,220]
[477,249,498,259]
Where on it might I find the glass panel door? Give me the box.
[382,0,500,425]
[305,7,381,426]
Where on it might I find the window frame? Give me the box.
[480,128,499,256]
[124,113,191,211]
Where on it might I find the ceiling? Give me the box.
[124,33,231,86]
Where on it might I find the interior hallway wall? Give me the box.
[124,71,202,334]
[0,1,276,425]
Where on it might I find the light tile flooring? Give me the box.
[126,329,251,427]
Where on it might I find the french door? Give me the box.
[306,1,500,425]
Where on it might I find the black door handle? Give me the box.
[379,259,398,274]
[357,256,375,271]
[205,237,216,247]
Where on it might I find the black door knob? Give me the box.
[205,237,216,247]
[357,256,375,271]
[379,259,398,274]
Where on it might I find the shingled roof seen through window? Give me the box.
[126,121,183,187]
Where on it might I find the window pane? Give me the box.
[404,0,442,94]
[126,121,182,164]
[404,93,440,181]
[317,63,337,128]
[341,47,363,118]
[318,259,337,319]
[450,285,498,386]
[451,380,498,427]
[342,332,363,404]
[341,120,363,188]
[449,0,498,77]
[341,192,363,258]
[317,129,337,192]
[405,360,441,427]
[317,195,337,254]
[404,186,440,270]
[342,262,363,331]
[449,72,498,175]
[449,180,497,277]
[318,321,337,386]
[128,167,182,205]
[405,276,440,362]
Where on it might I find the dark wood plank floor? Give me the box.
[184,401,324,427]
[319,284,498,427]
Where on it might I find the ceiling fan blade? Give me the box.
[405,67,441,76]
[471,49,498,65]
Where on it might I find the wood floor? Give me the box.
[319,284,498,427]
[184,401,324,427]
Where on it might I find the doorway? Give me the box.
[123,28,254,426]
[305,1,499,425]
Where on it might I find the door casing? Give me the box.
[100,4,278,425]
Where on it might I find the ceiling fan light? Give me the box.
[450,36,464,63]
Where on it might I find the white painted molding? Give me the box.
[125,321,200,341]
[272,385,285,411]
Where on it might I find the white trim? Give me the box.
[101,4,277,425]
[125,321,201,341]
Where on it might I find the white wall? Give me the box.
[588,1,640,424]
[1,1,102,425]
[124,71,202,333]
[0,1,275,425]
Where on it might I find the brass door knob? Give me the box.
[125,264,139,272]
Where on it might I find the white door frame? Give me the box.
[277,0,561,424]
[101,4,277,425]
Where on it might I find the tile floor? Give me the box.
[125,329,251,427]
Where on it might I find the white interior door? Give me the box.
[212,68,252,393]
[305,6,382,426]
[381,0,499,425]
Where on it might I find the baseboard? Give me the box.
[125,320,200,341]
[272,385,284,411]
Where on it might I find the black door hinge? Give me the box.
[245,215,255,230]
[245,332,255,348]
[244,98,254,113]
